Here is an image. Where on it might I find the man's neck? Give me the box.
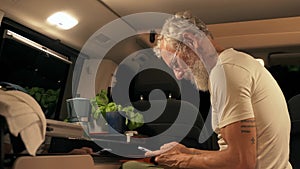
[208,38,225,55]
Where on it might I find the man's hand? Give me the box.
[144,142,199,168]
[145,118,257,169]
[145,142,190,157]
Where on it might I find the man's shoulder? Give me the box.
[219,48,253,64]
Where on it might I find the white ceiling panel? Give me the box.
[0,0,300,63]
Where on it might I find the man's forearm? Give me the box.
[172,149,242,169]
[188,147,216,155]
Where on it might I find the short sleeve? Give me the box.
[210,63,254,129]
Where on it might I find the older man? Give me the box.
[145,11,292,169]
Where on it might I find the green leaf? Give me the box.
[90,89,144,130]
[35,93,41,101]
[106,102,117,112]
[47,95,57,102]
[95,89,109,106]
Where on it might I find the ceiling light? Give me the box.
[47,12,78,30]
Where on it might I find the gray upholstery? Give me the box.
[133,99,212,150]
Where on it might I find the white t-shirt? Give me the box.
[209,48,292,169]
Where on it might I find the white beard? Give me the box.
[185,59,209,91]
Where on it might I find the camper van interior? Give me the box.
[0,0,300,169]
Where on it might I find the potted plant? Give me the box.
[90,89,144,133]
[26,86,60,118]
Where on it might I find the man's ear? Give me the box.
[182,32,199,49]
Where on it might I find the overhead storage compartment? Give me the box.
[208,16,300,49]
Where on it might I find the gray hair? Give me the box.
[154,11,213,58]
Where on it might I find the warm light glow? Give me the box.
[256,58,265,66]
[5,30,72,64]
[47,12,78,30]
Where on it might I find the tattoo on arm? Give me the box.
[241,119,255,123]
[251,137,256,144]
[240,119,256,134]
[240,119,256,144]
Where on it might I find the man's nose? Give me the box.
[174,69,184,80]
